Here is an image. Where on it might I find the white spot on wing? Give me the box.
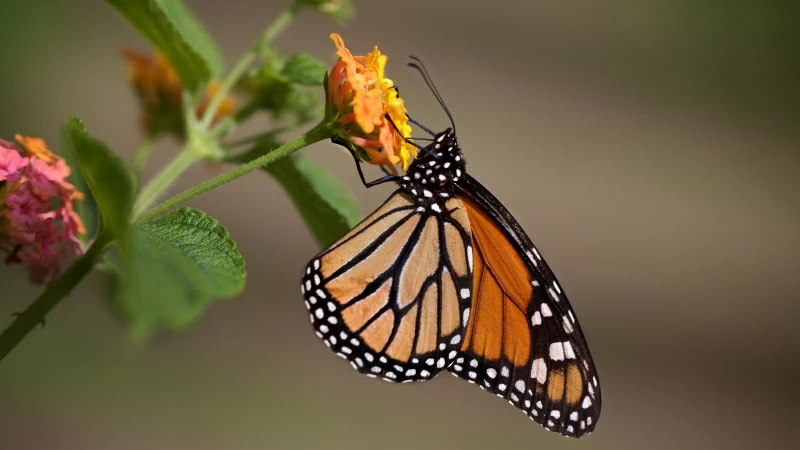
[531,358,547,384]
[541,303,553,317]
[549,342,565,361]
[563,341,576,359]
[532,311,542,326]
[487,368,497,379]
[563,316,574,333]
[514,380,525,392]
[582,396,592,409]
[460,288,470,299]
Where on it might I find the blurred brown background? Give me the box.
[1,1,799,449]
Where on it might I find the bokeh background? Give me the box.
[1,1,798,449]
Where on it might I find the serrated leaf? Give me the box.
[153,0,223,75]
[106,0,222,90]
[116,207,246,339]
[66,117,134,242]
[281,53,328,86]
[228,136,361,247]
[60,126,98,242]
[268,154,361,247]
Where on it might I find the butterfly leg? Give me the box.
[344,145,400,188]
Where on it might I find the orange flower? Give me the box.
[327,33,416,172]
[121,49,236,136]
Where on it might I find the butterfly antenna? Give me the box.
[407,115,436,136]
[391,86,436,137]
[384,113,438,159]
[407,55,456,134]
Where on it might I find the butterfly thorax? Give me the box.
[398,129,465,211]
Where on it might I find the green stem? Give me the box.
[259,3,301,55]
[132,137,155,180]
[132,149,201,221]
[223,127,287,149]
[199,2,301,130]
[137,120,331,223]
[199,52,256,129]
[0,233,111,362]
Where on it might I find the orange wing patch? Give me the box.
[448,191,599,438]
[460,194,533,366]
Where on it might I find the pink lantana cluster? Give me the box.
[0,135,86,283]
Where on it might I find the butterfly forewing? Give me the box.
[302,191,473,383]
[448,179,601,438]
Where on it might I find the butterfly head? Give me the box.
[400,128,465,203]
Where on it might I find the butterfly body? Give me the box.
[397,128,465,205]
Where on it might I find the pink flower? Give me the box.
[5,184,48,235]
[1,134,86,284]
[0,139,25,182]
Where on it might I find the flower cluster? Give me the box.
[0,136,85,283]
[327,33,416,172]
[121,49,236,137]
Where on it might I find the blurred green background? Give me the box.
[1,1,799,449]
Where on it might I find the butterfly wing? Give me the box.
[449,175,601,438]
[302,191,473,382]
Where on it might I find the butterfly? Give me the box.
[300,57,601,438]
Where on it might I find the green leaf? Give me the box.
[60,126,98,243]
[231,136,360,247]
[281,52,328,86]
[116,207,246,339]
[106,0,223,90]
[296,0,355,24]
[66,117,134,242]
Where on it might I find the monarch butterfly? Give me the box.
[300,57,601,438]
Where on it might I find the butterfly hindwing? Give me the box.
[448,175,601,438]
[302,191,473,383]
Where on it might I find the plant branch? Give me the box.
[259,3,302,56]
[132,137,155,181]
[137,120,331,223]
[199,52,256,129]
[0,233,111,362]
[131,148,201,221]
